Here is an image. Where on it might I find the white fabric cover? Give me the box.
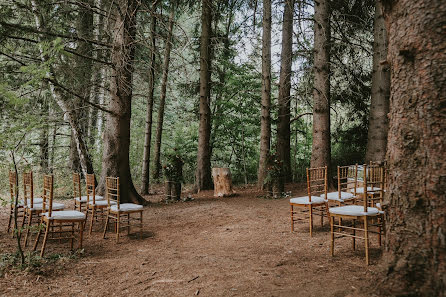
[320,191,354,202]
[110,203,143,212]
[290,196,326,205]
[329,205,379,216]
[376,202,381,209]
[75,195,105,202]
[42,210,86,220]
[356,187,381,194]
[18,197,44,206]
[29,202,65,211]
[88,200,116,206]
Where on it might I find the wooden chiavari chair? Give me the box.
[7,171,24,236]
[290,166,329,236]
[22,171,64,247]
[73,172,104,212]
[85,173,115,235]
[322,164,358,206]
[329,164,383,265]
[103,177,143,243]
[33,175,86,257]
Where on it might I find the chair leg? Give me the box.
[378,216,382,247]
[116,215,120,243]
[127,213,130,235]
[320,206,323,227]
[24,212,33,247]
[89,207,95,235]
[70,222,74,250]
[103,212,110,239]
[33,219,43,251]
[309,205,313,237]
[290,205,294,232]
[7,206,13,233]
[352,219,356,251]
[21,210,27,234]
[40,221,51,257]
[79,221,84,249]
[330,216,334,256]
[140,211,143,239]
[364,216,369,265]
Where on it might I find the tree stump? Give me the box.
[212,168,234,197]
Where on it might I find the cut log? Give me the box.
[212,168,234,197]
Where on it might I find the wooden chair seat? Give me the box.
[27,202,65,211]
[19,197,44,206]
[356,186,381,194]
[290,196,326,205]
[87,200,116,207]
[41,210,86,221]
[329,205,380,217]
[321,191,354,202]
[110,203,143,213]
[75,195,105,203]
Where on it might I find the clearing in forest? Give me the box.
[0,184,382,296]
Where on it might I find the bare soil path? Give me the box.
[0,184,382,296]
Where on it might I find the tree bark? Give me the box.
[276,0,294,182]
[257,0,272,189]
[140,3,157,195]
[98,0,146,204]
[195,0,213,191]
[212,168,234,197]
[365,1,390,163]
[381,1,446,295]
[39,96,49,173]
[153,4,175,181]
[310,0,331,171]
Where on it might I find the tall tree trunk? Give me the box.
[381,0,446,295]
[72,0,94,174]
[98,0,145,204]
[153,4,175,181]
[39,95,49,173]
[257,0,272,189]
[31,0,95,179]
[310,0,331,171]
[365,1,390,163]
[140,3,157,195]
[195,0,213,191]
[276,0,294,183]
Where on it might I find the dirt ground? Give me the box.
[0,184,384,297]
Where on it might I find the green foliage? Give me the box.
[162,148,184,183]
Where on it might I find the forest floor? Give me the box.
[0,184,385,297]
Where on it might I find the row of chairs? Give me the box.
[289,163,387,265]
[6,171,144,257]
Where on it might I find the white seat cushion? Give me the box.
[110,203,143,212]
[29,202,65,211]
[88,200,116,206]
[356,187,381,194]
[75,195,105,202]
[321,191,355,202]
[18,197,44,206]
[42,210,86,220]
[329,205,379,216]
[290,196,326,205]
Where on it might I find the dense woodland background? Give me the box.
[0,0,444,295]
[0,0,376,196]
